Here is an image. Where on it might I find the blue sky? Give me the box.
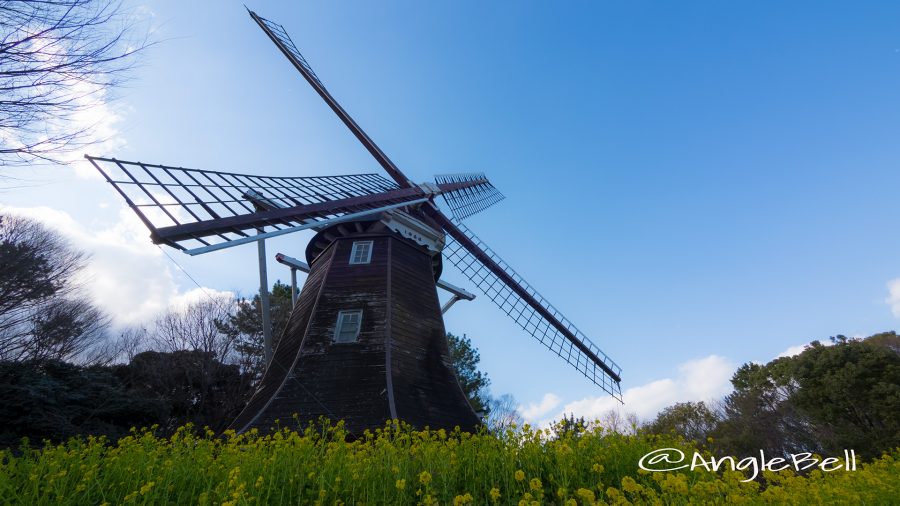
[5,0,900,423]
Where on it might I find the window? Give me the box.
[333,310,362,343]
[349,240,373,265]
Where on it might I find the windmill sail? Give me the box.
[433,213,623,399]
[248,9,413,189]
[86,156,429,255]
[435,173,505,221]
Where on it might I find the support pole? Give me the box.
[441,295,462,314]
[290,267,298,307]
[257,231,273,365]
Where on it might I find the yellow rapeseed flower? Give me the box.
[419,470,432,486]
[453,492,473,505]
[489,487,502,502]
[396,478,406,490]
[515,470,525,481]
[576,487,595,503]
[139,481,155,495]
[661,474,689,495]
[529,477,542,491]
[621,476,642,494]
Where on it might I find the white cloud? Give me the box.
[1,204,221,326]
[528,335,858,428]
[520,393,561,421]
[776,338,837,359]
[66,80,126,179]
[886,278,900,317]
[526,355,735,427]
[776,344,807,358]
[168,287,236,311]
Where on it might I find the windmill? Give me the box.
[87,8,622,434]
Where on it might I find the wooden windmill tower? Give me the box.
[87,8,622,435]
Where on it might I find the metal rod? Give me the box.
[441,295,462,314]
[290,267,298,307]
[437,279,476,301]
[84,155,161,244]
[257,230,273,366]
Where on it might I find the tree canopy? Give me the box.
[644,401,718,446]
[0,213,110,363]
[645,332,900,459]
[446,333,492,415]
[216,281,294,381]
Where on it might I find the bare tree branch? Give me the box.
[0,0,151,166]
[154,295,239,365]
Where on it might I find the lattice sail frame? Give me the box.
[86,156,428,254]
[252,12,324,89]
[442,221,623,399]
[435,173,505,221]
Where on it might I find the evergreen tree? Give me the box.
[712,332,900,459]
[446,333,492,415]
[217,281,295,380]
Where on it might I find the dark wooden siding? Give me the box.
[266,235,392,434]
[388,238,480,431]
[231,227,479,435]
[229,244,338,433]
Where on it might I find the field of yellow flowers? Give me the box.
[1,421,898,505]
